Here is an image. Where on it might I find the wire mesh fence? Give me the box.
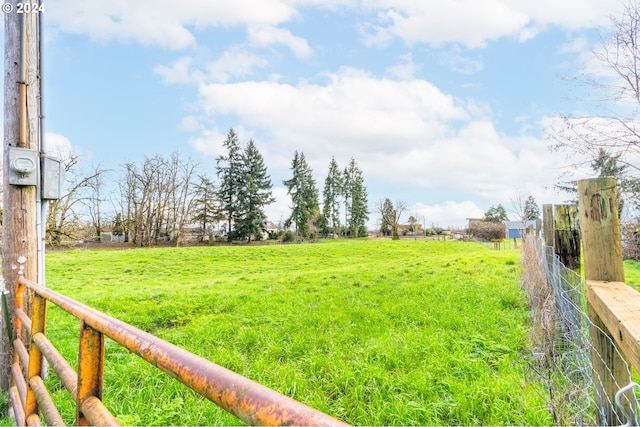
[521,234,639,426]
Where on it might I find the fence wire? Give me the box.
[523,235,639,426]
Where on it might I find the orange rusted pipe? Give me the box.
[26,294,47,418]
[76,322,104,426]
[15,308,32,333]
[14,338,29,373]
[9,385,25,426]
[12,362,27,408]
[32,332,77,399]
[15,281,24,342]
[80,396,120,427]
[25,413,41,426]
[30,375,65,427]
[19,277,350,426]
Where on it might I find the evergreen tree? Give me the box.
[344,158,369,237]
[216,129,243,240]
[283,151,320,239]
[591,149,626,178]
[233,140,275,242]
[322,157,343,237]
[112,213,124,237]
[523,195,541,221]
[192,174,220,241]
[484,204,509,223]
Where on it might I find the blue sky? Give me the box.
[37,1,622,228]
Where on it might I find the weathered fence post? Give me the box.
[577,177,631,426]
[542,204,554,248]
[553,204,581,272]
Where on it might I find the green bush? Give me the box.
[267,230,283,240]
[282,230,296,243]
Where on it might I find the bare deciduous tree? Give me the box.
[549,0,640,209]
[46,153,108,246]
[118,152,200,247]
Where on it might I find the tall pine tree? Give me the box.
[283,151,320,240]
[216,129,243,239]
[322,157,343,237]
[233,140,275,242]
[344,158,369,237]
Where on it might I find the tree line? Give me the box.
[45,128,369,246]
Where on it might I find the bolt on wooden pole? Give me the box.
[577,177,630,426]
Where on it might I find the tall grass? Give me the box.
[42,239,552,426]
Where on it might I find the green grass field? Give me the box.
[42,239,552,426]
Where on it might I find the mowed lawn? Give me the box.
[43,239,551,426]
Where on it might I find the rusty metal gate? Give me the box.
[8,276,349,426]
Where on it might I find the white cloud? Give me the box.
[154,49,270,85]
[206,47,270,83]
[559,36,590,55]
[186,68,569,215]
[48,0,623,52]
[360,0,620,49]
[438,49,484,75]
[385,53,418,80]
[248,26,313,59]
[43,132,74,158]
[197,68,467,159]
[43,132,89,166]
[188,128,228,158]
[154,57,203,85]
[361,1,530,49]
[49,0,297,49]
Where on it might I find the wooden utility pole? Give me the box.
[1,2,41,390]
[577,177,630,426]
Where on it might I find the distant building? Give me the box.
[505,220,538,239]
[100,232,126,243]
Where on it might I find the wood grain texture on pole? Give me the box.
[2,3,40,391]
[577,177,629,426]
[578,178,624,282]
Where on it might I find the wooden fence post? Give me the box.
[542,204,554,248]
[577,177,630,426]
[553,204,580,272]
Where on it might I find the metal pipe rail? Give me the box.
[10,276,349,426]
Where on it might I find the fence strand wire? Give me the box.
[521,234,639,426]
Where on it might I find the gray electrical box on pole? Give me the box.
[8,147,38,186]
[41,155,63,200]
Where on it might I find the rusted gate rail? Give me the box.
[9,276,349,426]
